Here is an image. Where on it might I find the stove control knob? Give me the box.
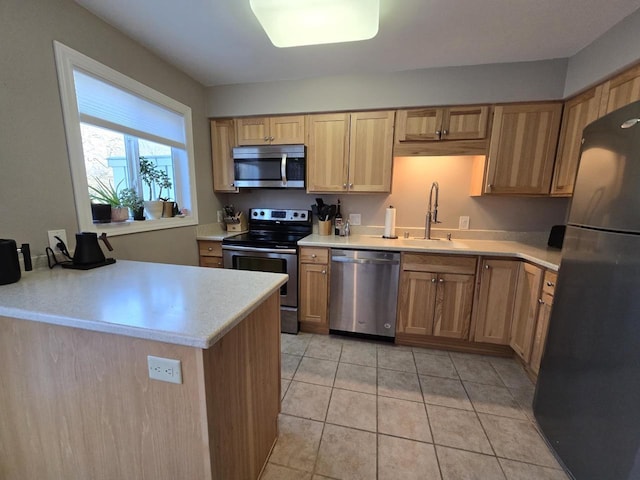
[259,211,265,216]
[293,212,299,217]
[252,211,258,217]
[300,212,306,219]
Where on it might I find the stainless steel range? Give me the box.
[222,208,312,334]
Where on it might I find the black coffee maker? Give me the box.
[0,239,33,285]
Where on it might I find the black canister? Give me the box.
[0,239,32,285]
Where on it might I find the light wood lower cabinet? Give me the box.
[198,240,223,268]
[529,271,557,374]
[473,258,520,345]
[397,254,476,340]
[299,247,330,334]
[510,263,543,362]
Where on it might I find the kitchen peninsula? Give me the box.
[0,261,287,480]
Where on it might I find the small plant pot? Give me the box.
[132,207,145,221]
[162,201,176,218]
[91,203,112,224]
[111,206,129,222]
[144,200,164,220]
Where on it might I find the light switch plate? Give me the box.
[147,355,182,384]
[459,216,470,230]
[348,213,361,225]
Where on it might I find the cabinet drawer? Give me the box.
[200,256,224,268]
[402,253,476,275]
[300,247,329,264]
[198,241,222,257]
[542,271,557,296]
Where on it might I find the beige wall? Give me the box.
[0,0,220,265]
[224,156,569,233]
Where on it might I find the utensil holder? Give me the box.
[318,220,332,236]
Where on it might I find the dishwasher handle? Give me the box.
[331,255,399,266]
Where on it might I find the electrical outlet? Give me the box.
[217,210,223,223]
[47,229,68,251]
[348,213,361,225]
[459,216,470,230]
[147,355,182,384]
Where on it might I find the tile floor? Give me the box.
[262,332,569,480]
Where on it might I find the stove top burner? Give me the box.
[222,208,312,249]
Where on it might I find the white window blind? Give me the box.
[73,69,186,149]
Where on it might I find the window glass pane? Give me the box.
[138,139,176,201]
[81,123,127,200]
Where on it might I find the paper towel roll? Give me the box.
[383,206,397,238]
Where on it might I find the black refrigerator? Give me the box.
[534,100,640,480]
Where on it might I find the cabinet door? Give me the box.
[530,291,553,375]
[397,271,437,335]
[510,263,543,362]
[485,103,562,195]
[235,117,270,145]
[551,87,602,196]
[306,113,350,192]
[474,259,519,345]
[299,263,329,328]
[442,106,489,141]
[433,273,475,339]
[210,120,238,193]
[395,108,443,142]
[269,115,305,144]
[599,63,640,116]
[348,111,395,193]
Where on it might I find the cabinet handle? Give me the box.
[264,136,269,142]
[546,281,555,287]
[431,278,437,283]
[484,264,490,270]
[343,183,348,189]
[321,270,326,275]
[270,136,274,141]
[311,254,317,258]
[442,129,448,136]
[349,183,354,188]
[208,247,213,251]
[487,184,493,190]
[538,298,545,305]
[439,278,445,283]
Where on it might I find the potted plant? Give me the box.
[88,178,128,222]
[118,187,145,221]
[139,156,172,220]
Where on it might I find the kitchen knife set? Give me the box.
[313,198,337,221]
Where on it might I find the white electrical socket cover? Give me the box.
[459,216,470,230]
[348,213,362,225]
[47,229,68,251]
[147,355,182,384]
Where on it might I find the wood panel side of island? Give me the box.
[0,291,282,480]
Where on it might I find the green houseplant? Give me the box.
[139,156,173,219]
[88,178,128,222]
[118,187,145,221]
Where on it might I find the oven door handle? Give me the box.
[281,153,288,185]
[223,245,297,255]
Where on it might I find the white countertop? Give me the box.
[298,234,562,270]
[196,223,245,241]
[0,260,287,348]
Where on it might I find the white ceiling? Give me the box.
[75,0,640,87]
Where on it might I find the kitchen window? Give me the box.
[53,41,198,235]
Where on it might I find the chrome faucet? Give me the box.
[424,181,441,239]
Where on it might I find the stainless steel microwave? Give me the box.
[232,144,306,188]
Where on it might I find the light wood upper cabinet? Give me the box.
[394,105,490,157]
[551,87,603,196]
[473,258,519,345]
[299,247,330,334]
[510,263,543,362]
[306,111,394,193]
[397,254,476,340]
[599,63,640,116]
[210,119,238,193]
[235,115,305,145]
[478,102,562,195]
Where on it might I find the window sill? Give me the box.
[93,216,198,237]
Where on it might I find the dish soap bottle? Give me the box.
[334,199,343,236]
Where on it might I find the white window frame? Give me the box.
[53,41,199,236]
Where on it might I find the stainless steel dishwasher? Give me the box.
[329,249,400,338]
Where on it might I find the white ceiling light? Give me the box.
[250,0,380,48]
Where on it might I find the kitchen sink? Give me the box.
[400,238,469,249]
